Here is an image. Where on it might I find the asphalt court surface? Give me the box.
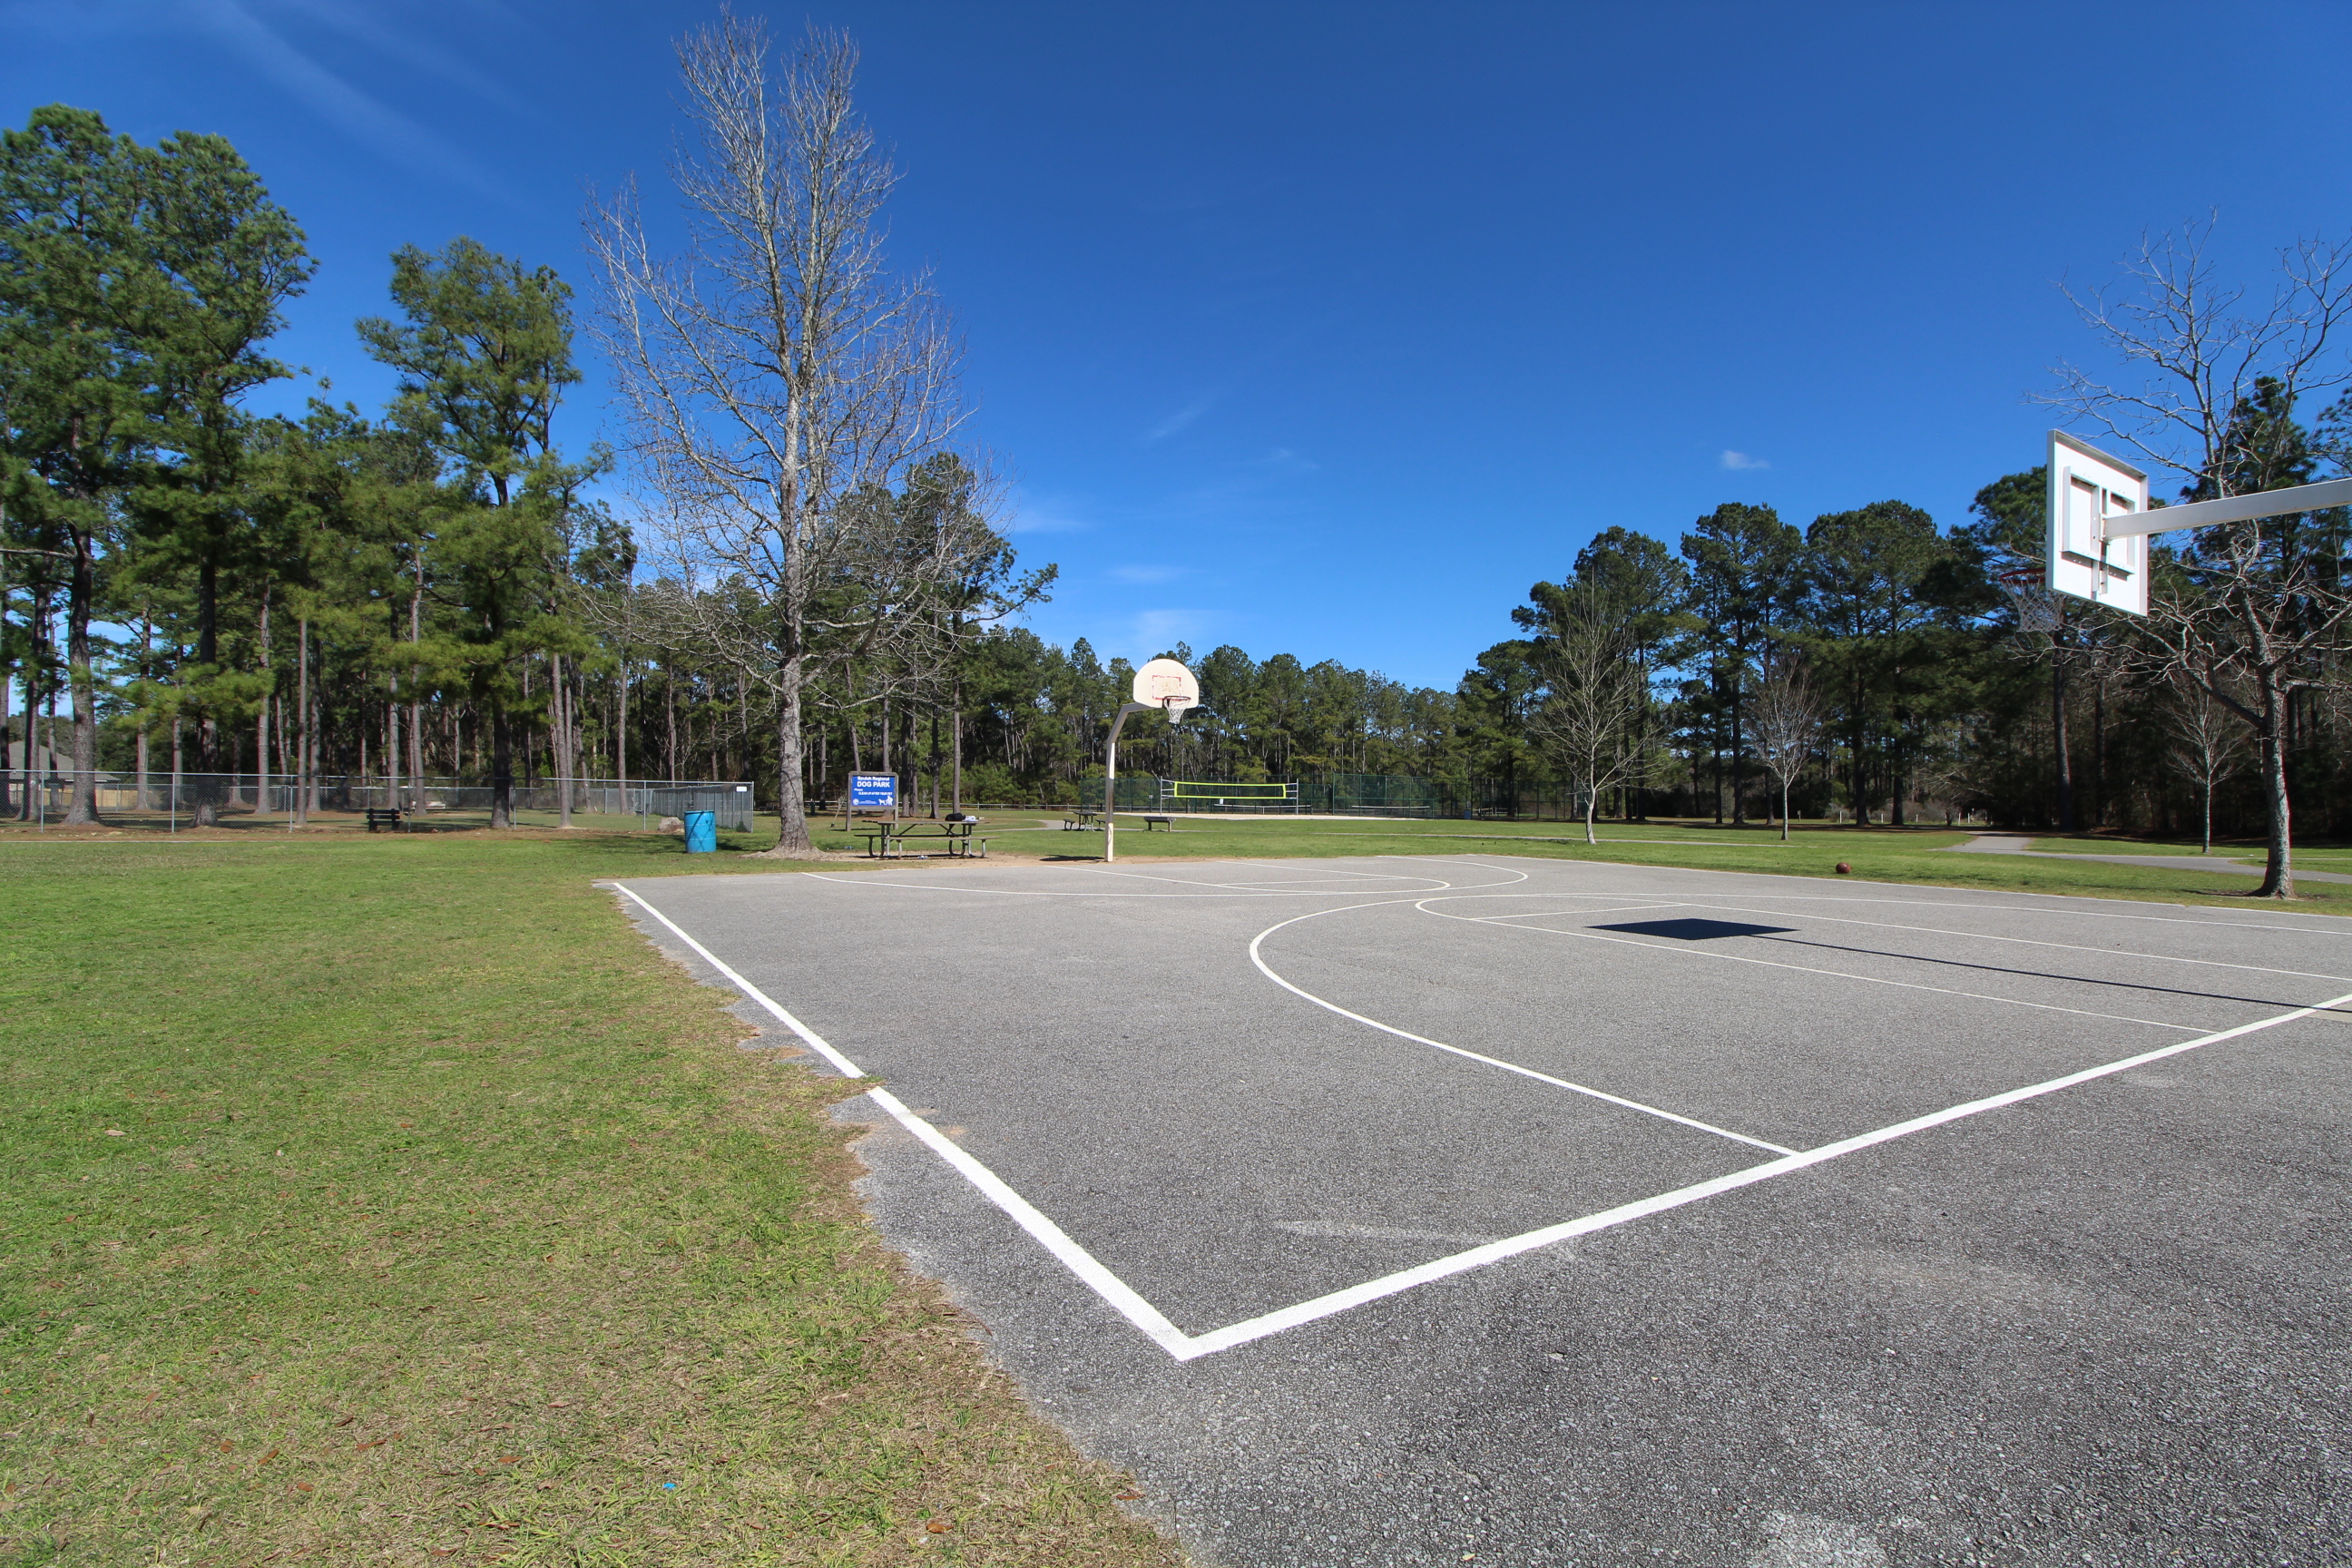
[614,856,2352,1566]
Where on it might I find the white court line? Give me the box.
[1666,898,2352,989]
[1452,902,1697,924]
[1083,865,1454,893]
[805,863,1534,899]
[799,869,1514,893]
[1414,898,2208,1034]
[1102,861,1445,883]
[610,882,1193,1353]
[608,883,866,1077]
[1246,905,1797,1156]
[1177,985,2352,1357]
[861,1086,1194,1357]
[1453,854,2352,936]
[610,879,2352,1363]
[1661,887,2352,936]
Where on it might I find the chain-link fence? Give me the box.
[2,771,755,832]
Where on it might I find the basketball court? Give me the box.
[610,853,2352,1565]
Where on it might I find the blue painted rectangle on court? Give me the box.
[848,773,897,809]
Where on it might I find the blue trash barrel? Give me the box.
[683,810,717,853]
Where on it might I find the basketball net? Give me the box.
[1994,567,2063,633]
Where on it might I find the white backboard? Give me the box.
[2046,430,2149,615]
[1133,657,1200,715]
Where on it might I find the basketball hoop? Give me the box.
[1993,566,2062,633]
[1104,659,1200,864]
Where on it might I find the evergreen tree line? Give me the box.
[11,103,2352,881]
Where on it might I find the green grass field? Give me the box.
[0,826,1178,1567]
[5,806,2344,1564]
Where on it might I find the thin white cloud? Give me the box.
[1110,564,1184,584]
[1720,450,1770,471]
[197,0,508,198]
[1003,499,1094,534]
[273,0,532,117]
[1147,394,1217,442]
[1133,609,1210,646]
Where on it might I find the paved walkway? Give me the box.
[1942,833,2352,885]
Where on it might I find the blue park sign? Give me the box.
[848,772,897,810]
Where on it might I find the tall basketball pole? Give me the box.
[1102,701,1152,864]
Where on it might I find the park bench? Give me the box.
[1142,814,1172,830]
[855,818,988,859]
[364,807,408,833]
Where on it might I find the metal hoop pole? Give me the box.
[1102,701,1150,863]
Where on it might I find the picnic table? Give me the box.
[1061,807,1102,830]
[854,817,988,859]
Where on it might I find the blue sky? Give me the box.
[6,1,2349,689]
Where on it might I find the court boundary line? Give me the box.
[609,875,2352,1364]
[1246,904,1798,1155]
[813,852,2351,934]
[1670,897,2352,987]
[802,862,1530,898]
[608,883,866,1077]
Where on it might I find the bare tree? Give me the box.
[1528,577,1650,846]
[2042,219,2352,897]
[1749,651,1824,841]
[588,18,965,855]
[2159,674,2252,854]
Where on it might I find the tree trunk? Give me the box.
[490,706,514,828]
[2251,670,2293,898]
[2052,653,2075,833]
[2,634,15,820]
[2091,682,2106,829]
[554,652,575,828]
[664,665,678,781]
[1729,681,1745,825]
[407,566,427,813]
[294,617,311,828]
[927,706,941,818]
[763,653,816,857]
[253,592,274,818]
[61,530,102,826]
[1849,703,1866,827]
[192,560,221,827]
[133,613,155,811]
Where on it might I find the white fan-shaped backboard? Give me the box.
[1133,657,1200,714]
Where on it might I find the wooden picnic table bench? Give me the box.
[855,818,988,859]
[1061,807,1101,830]
[363,807,408,833]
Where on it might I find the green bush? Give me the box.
[958,761,1032,805]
